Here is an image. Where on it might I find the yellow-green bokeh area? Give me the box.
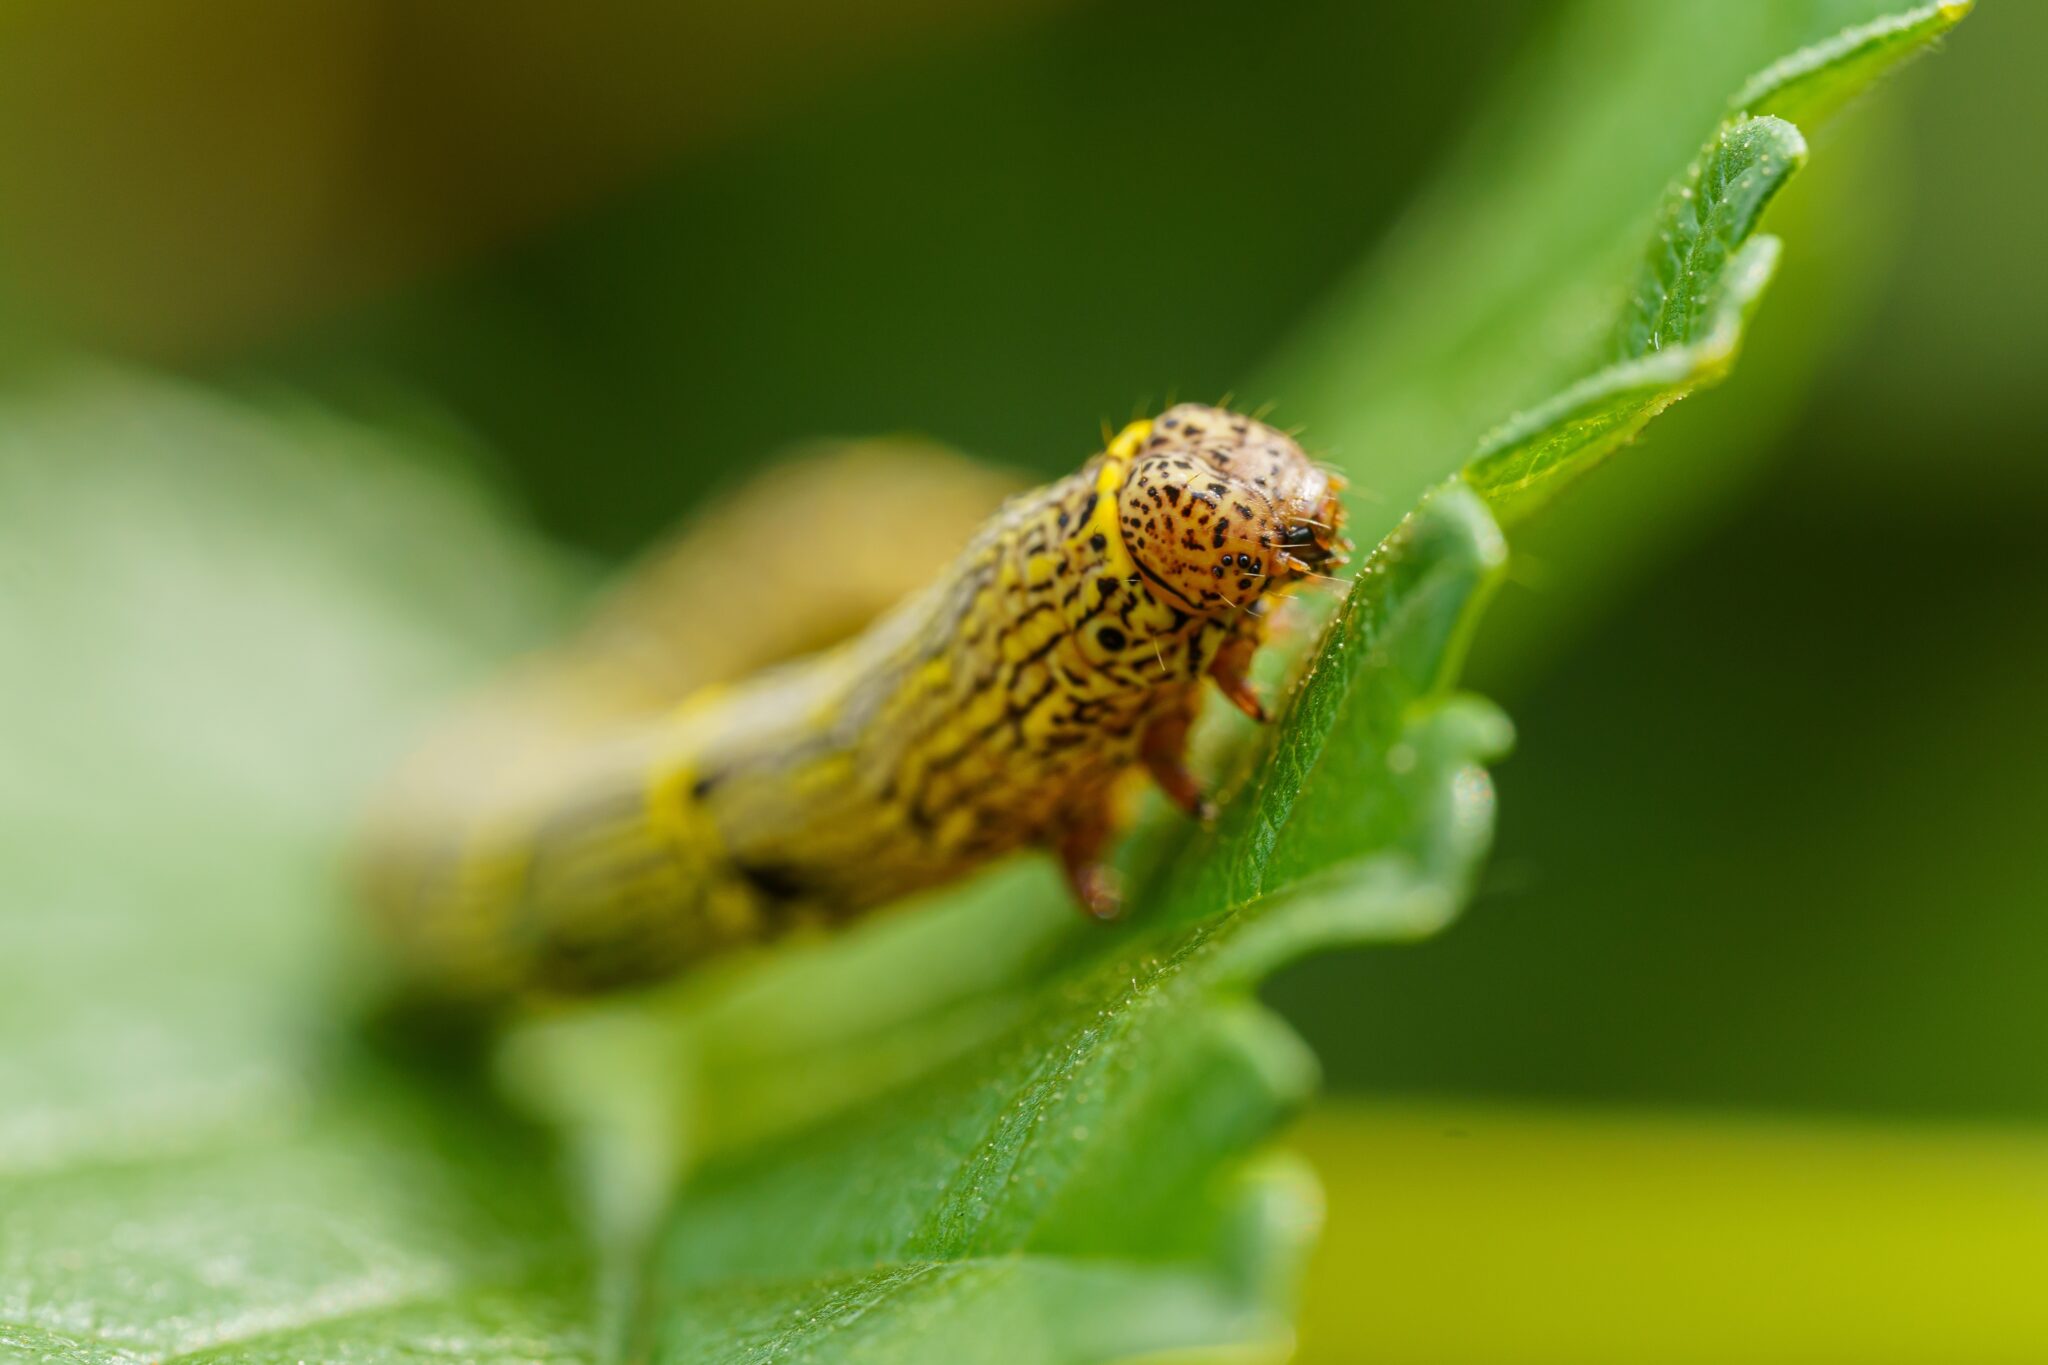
[1296,1103,2048,1365]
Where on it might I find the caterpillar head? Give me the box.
[1114,403,1347,613]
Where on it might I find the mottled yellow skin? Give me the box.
[359,405,1343,998]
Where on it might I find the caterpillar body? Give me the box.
[359,405,1346,999]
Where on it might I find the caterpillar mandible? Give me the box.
[357,405,1347,1000]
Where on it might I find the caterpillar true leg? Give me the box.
[1055,796,1123,921]
[1208,629,1268,724]
[1140,698,1216,823]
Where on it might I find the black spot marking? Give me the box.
[1089,532,1107,552]
[1097,625,1127,652]
[1019,631,1064,667]
[734,860,811,902]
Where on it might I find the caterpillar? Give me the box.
[357,405,1346,1000]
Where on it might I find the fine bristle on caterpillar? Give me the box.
[356,405,1348,999]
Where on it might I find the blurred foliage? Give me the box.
[229,0,1549,557]
[1294,1100,2048,1365]
[0,0,1065,355]
[0,366,592,1360]
[0,0,2032,1360]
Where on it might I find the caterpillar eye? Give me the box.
[1279,523,1334,564]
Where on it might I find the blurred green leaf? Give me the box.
[1292,1099,2048,1365]
[0,364,593,1363]
[0,2,1970,1361]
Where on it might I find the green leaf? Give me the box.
[0,364,594,1364]
[1448,10,1970,535]
[1462,117,1802,527]
[1734,1,1973,127]
[1143,487,1508,942]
